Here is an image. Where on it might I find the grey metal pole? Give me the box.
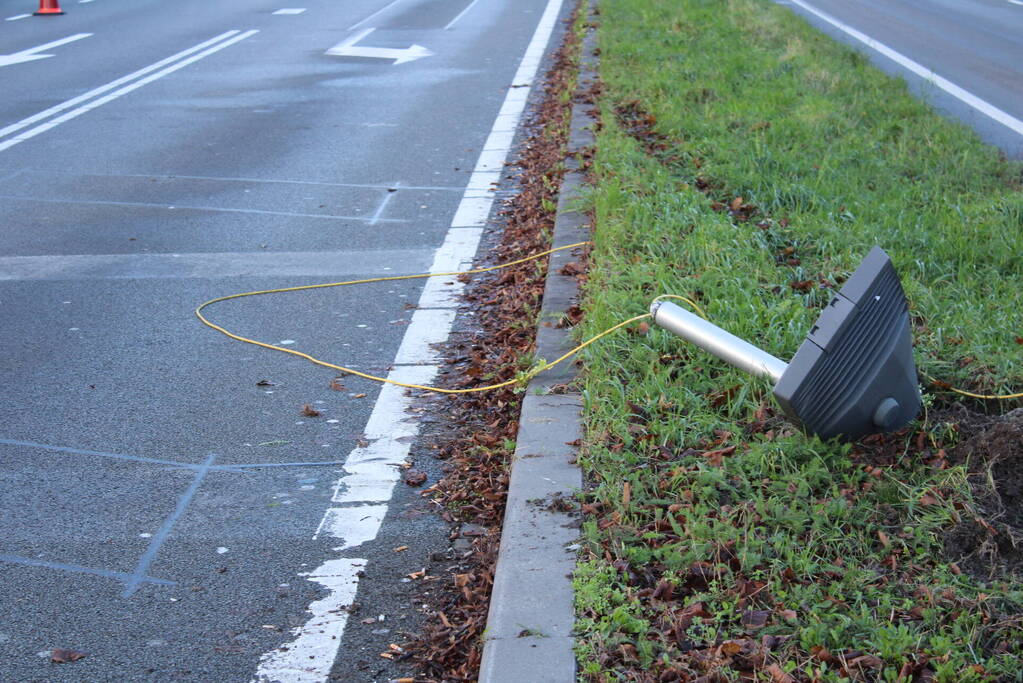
[650,300,788,383]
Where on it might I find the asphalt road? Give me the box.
[778,0,1023,158]
[0,0,568,681]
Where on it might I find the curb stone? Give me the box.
[478,5,598,682]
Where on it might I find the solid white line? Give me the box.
[273,8,307,14]
[1009,0,1023,6]
[251,559,365,683]
[445,0,482,30]
[5,14,32,21]
[0,30,242,143]
[251,0,566,679]
[786,0,1023,137]
[0,30,258,153]
[347,0,403,30]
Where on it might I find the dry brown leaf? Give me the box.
[301,404,322,417]
[404,470,428,487]
[766,663,796,683]
[50,649,88,664]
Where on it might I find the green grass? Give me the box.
[574,0,1023,680]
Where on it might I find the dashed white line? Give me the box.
[0,30,258,153]
[5,14,31,21]
[250,0,567,678]
[272,7,306,14]
[786,0,1023,137]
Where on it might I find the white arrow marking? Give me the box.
[0,33,92,68]
[325,28,433,65]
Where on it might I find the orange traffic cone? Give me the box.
[34,0,65,15]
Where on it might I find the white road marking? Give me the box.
[0,33,92,68]
[786,0,1023,137]
[347,0,404,30]
[325,27,433,65]
[1009,0,1023,5]
[5,14,32,21]
[272,8,306,14]
[252,559,365,683]
[79,0,95,3]
[0,30,258,152]
[393,309,457,364]
[445,0,482,30]
[251,0,566,678]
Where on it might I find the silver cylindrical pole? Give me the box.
[650,300,788,383]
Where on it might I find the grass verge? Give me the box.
[574,0,1023,680]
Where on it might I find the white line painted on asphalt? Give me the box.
[445,0,482,30]
[0,30,257,152]
[251,0,565,677]
[0,248,434,281]
[315,505,390,550]
[1009,0,1023,6]
[326,27,433,64]
[0,33,92,68]
[785,0,1023,137]
[393,309,457,364]
[5,14,31,21]
[347,0,403,30]
[0,193,397,223]
[27,169,465,192]
[273,7,307,14]
[251,559,365,683]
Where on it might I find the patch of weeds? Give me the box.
[575,0,1023,680]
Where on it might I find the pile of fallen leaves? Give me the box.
[400,7,584,682]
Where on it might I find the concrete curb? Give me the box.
[478,7,599,682]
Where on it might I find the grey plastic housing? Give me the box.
[773,246,921,440]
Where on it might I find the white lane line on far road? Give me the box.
[347,0,403,30]
[273,8,307,14]
[0,30,240,142]
[785,0,1023,137]
[5,14,31,21]
[0,30,258,153]
[445,0,482,30]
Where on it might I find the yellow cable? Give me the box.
[197,244,1019,400]
[922,373,1023,401]
[196,241,636,395]
[650,293,709,320]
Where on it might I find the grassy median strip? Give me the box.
[574,0,1023,681]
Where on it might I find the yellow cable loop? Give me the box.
[196,241,628,395]
[197,244,1018,400]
